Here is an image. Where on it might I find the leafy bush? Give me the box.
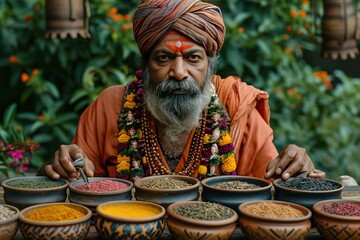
[1,0,360,180]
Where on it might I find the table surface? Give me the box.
[2,185,359,240]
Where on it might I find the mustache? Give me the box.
[154,78,201,96]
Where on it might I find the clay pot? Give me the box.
[0,204,19,240]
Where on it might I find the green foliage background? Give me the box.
[1,0,360,180]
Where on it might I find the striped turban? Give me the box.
[133,0,225,57]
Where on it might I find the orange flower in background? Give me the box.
[38,115,45,121]
[238,27,244,33]
[124,14,131,22]
[290,10,297,18]
[32,69,39,75]
[108,7,117,16]
[23,16,31,22]
[286,25,292,32]
[21,73,30,83]
[299,10,306,18]
[302,0,310,6]
[314,71,333,90]
[34,4,41,11]
[9,55,17,64]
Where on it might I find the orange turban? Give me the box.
[133,0,225,57]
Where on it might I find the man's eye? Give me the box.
[157,55,170,62]
[188,55,200,61]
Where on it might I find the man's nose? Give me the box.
[169,57,189,81]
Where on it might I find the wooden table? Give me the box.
[2,185,359,240]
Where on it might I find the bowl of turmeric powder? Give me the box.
[18,202,92,240]
[95,200,166,240]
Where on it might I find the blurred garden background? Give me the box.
[1,0,360,180]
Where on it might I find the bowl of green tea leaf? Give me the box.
[2,176,68,210]
[166,201,238,240]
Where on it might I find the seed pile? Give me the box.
[277,178,339,191]
[175,202,234,221]
[242,202,305,218]
[0,205,17,220]
[213,180,260,190]
[7,180,64,189]
[321,202,360,217]
[140,178,192,189]
[75,180,129,192]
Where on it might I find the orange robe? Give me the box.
[72,75,279,179]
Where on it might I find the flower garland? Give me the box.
[116,70,236,180]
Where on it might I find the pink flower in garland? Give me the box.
[7,149,24,161]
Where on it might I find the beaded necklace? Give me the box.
[116,70,236,180]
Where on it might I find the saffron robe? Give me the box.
[72,75,279,179]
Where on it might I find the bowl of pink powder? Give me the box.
[68,177,133,212]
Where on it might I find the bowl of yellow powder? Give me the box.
[95,200,166,240]
[19,202,92,240]
[134,175,200,207]
[68,177,133,213]
[238,200,312,240]
[2,176,69,210]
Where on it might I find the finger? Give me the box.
[272,147,298,178]
[308,169,326,179]
[264,157,279,179]
[56,145,79,179]
[84,159,95,177]
[281,150,308,180]
[44,164,61,180]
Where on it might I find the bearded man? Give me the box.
[38,0,325,181]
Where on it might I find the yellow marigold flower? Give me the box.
[203,134,210,144]
[126,93,135,102]
[198,165,207,175]
[219,132,232,146]
[117,161,130,172]
[221,154,236,172]
[124,101,136,109]
[118,132,130,143]
[117,155,130,163]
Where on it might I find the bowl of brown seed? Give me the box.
[201,175,272,211]
[134,175,200,207]
[167,201,238,240]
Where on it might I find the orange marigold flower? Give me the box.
[9,55,17,64]
[116,160,130,172]
[118,132,130,143]
[299,10,307,18]
[34,4,41,11]
[221,153,236,172]
[38,115,45,121]
[124,100,136,109]
[32,69,39,75]
[126,93,135,102]
[238,27,244,33]
[290,10,297,18]
[302,0,310,6]
[117,155,130,163]
[219,132,232,146]
[108,7,117,16]
[111,14,124,22]
[21,73,30,83]
[124,14,131,22]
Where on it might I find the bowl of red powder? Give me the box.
[313,199,360,240]
[238,200,312,240]
[68,177,133,212]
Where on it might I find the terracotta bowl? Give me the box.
[2,176,68,210]
[134,175,200,207]
[273,178,344,210]
[95,200,166,240]
[68,177,133,212]
[19,202,92,240]
[313,199,360,240]
[201,175,272,211]
[167,201,238,240]
[0,204,20,240]
[238,200,312,240]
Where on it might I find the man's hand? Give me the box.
[264,144,326,180]
[39,144,94,182]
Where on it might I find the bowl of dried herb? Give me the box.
[0,204,20,240]
[201,175,272,212]
[238,200,312,240]
[1,176,68,210]
[134,175,200,207]
[273,177,344,211]
[313,199,360,240]
[166,201,238,240]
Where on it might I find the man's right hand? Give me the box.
[39,144,95,182]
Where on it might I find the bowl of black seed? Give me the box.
[201,175,272,212]
[134,175,200,207]
[2,176,68,210]
[166,201,238,240]
[273,177,344,211]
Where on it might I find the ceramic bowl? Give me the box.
[2,176,68,210]
[134,175,200,207]
[0,204,20,240]
[273,177,344,210]
[19,202,92,240]
[201,175,272,211]
[238,200,312,240]
[68,177,133,212]
[95,200,166,240]
[313,199,360,240]
[167,201,238,240]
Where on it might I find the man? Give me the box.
[39,0,325,182]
